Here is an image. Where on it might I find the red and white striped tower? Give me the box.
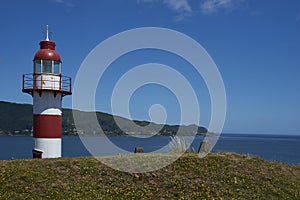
[22,25,72,158]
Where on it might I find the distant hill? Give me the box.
[0,101,207,136]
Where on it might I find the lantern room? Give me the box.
[22,26,71,96]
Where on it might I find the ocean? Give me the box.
[0,134,299,165]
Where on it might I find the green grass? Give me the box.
[1,152,299,199]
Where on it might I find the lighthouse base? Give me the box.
[34,138,61,158]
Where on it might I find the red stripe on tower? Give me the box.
[33,115,62,138]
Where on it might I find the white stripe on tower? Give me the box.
[33,91,62,158]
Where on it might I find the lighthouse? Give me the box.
[22,25,72,158]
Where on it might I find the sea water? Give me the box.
[0,134,299,165]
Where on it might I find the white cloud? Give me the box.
[138,0,192,13]
[163,0,192,13]
[137,0,192,21]
[200,0,243,14]
[48,0,74,11]
[138,0,244,19]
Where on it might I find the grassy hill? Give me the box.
[0,101,207,136]
[0,152,299,199]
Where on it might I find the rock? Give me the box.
[198,140,212,154]
[134,147,144,153]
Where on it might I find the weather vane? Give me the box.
[43,24,52,41]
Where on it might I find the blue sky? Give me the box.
[0,0,300,134]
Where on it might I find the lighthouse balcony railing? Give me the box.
[22,73,72,96]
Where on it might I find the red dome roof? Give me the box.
[33,40,61,62]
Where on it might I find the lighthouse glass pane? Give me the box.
[54,61,61,74]
[43,60,52,73]
[35,60,42,73]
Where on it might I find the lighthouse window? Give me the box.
[34,60,42,73]
[43,60,52,73]
[54,61,61,74]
